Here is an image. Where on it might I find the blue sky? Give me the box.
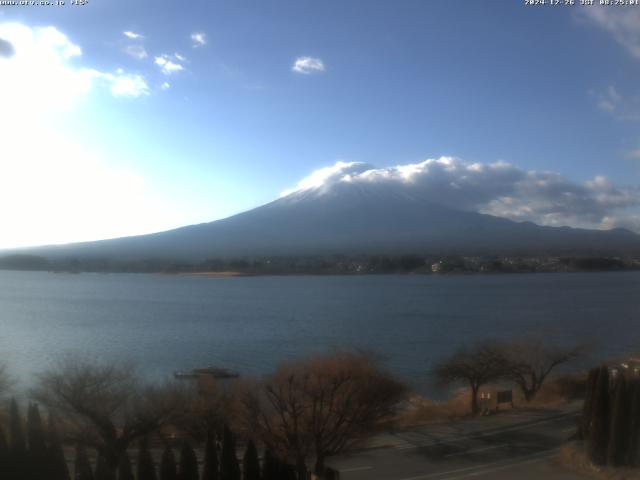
[1,1,639,247]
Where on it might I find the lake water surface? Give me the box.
[1,270,639,395]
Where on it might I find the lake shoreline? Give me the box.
[173,271,256,277]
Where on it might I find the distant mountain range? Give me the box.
[6,181,640,261]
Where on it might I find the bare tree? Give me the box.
[237,351,406,477]
[32,357,184,476]
[432,343,505,415]
[171,377,232,443]
[496,339,586,401]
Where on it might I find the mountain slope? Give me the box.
[11,181,640,261]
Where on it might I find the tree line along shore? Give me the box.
[1,253,639,275]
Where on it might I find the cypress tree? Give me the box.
[262,450,295,480]
[627,378,640,466]
[159,445,178,480]
[0,424,7,452]
[201,431,219,480]
[9,398,26,480]
[10,398,26,454]
[27,403,48,479]
[279,461,297,480]
[48,412,71,480]
[220,426,240,480]
[74,444,94,480]
[261,449,278,480]
[95,453,116,480]
[242,440,260,480]
[27,403,47,456]
[323,466,340,480]
[580,368,599,439]
[587,365,610,465]
[137,437,157,480]
[0,425,9,479]
[606,375,629,466]
[179,440,199,480]
[117,451,134,480]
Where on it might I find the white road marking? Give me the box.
[394,414,576,451]
[339,465,372,473]
[443,444,509,458]
[396,450,554,480]
[438,452,554,479]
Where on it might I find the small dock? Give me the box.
[174,366,240,380]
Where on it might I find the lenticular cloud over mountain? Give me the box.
[281,157,640,232]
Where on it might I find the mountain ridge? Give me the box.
[5,183,640,261]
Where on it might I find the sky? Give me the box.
[0,0,640,248]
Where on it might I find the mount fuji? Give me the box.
[10,176,640,261]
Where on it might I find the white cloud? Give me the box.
[578,6,640,59]
[123,44,147,60]
[155,54,184,74]
[0,37,15,57]
[0,22,180,249]
[591,85,640,120]
[190,31,207,47]
[108,73,149,97]
[160,81,170,90]
[174,52,186,62]
[624,149,640,161]
[581,9,640,121]
[0,23,92,115]
[595,85,620,113]
[39,25,82,58]
[123,31,143,40]
[75,69,150,98]
[0,22,149,107]
[292,56,325,74]
[282,158,640,232]
[281,162,371,197]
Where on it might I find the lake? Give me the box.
[1,270,639,396]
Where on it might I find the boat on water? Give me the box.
[174,366,240,380]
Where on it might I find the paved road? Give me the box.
[327,406,589,479]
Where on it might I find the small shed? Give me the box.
[477,388,514,413]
